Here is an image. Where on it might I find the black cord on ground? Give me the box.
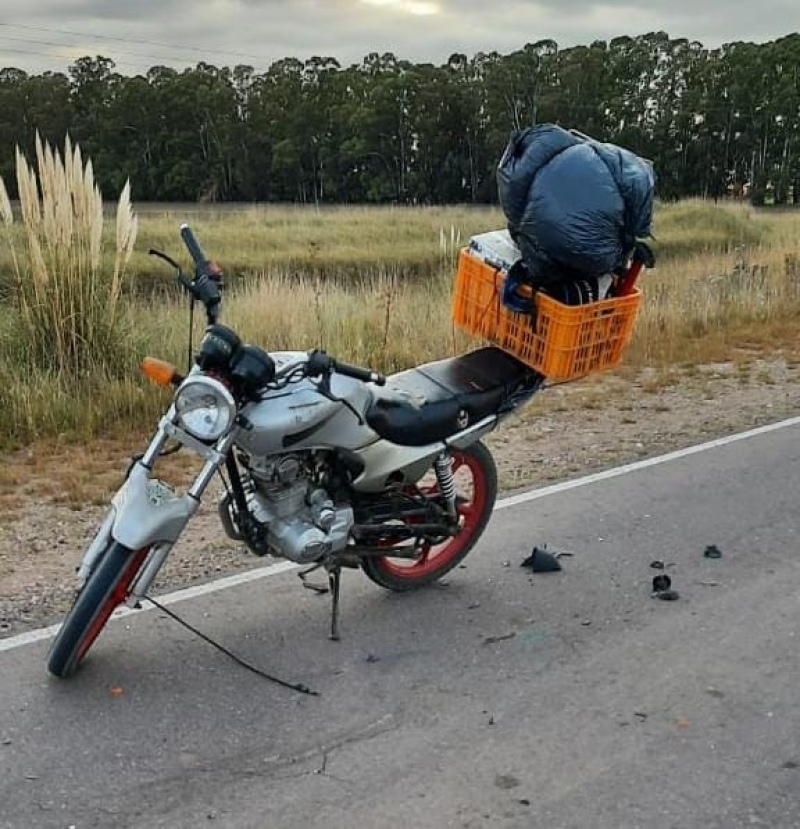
[145,594,319,697]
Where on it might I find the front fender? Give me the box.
[111,463,199,550]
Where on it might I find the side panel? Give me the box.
[446,416,497,449]
[351,439,442,492]
[353,416,498,492]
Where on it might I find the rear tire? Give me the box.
[47,542,149,679]
[360,441,497,592]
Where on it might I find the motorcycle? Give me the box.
[47,224,543,678]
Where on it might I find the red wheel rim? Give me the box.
[75,547,149,664]
[378,451,488,580]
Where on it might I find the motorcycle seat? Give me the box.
[365,347,533,447]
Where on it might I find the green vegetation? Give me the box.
[1,32,799,206]
[0,172,798,448]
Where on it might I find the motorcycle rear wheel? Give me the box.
[47,542,149,678]
[360,441,497,591]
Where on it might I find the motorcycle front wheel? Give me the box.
[47,542,149,678]
[360,441,498,591]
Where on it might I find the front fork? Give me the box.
[127,542,174,606]
[75,415,236,601]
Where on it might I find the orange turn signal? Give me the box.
[140,357,177,387]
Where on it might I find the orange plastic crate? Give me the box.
[452,249,642,381]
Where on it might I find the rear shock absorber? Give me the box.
[434,452,457,520]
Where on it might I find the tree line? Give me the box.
[1,31,798,205]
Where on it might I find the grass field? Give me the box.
[1,193,799,448]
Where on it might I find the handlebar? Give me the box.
[306,350,386,386]
[332,358,386,386]
[179,223,208,269]
[178,223,223,326]
[152,227,386,387]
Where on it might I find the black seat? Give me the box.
[365,347,534,446]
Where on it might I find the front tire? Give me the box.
[360,441,498,591]
[47,542,149,678]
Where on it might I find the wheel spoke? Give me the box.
[369,446,491,581]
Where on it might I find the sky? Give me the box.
[0,0,797,76]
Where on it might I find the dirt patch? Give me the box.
[2,356,799,637]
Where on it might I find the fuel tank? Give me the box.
[234,351,379,457]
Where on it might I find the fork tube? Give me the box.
[187,432,237,500]
[76,511,115,581]
[127,542,173,604]
[140,410,175,469]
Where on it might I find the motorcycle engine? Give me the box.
[224,453,353,564]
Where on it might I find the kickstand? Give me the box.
[328,566,341,642]
[298,561,328,594]
[298,560,343,641]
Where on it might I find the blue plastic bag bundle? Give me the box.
[497,125,655,288]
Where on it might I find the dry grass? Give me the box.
[628,218,800,366]
[0,135,138,375]
[130,204,473,284]
[0,194,798,449]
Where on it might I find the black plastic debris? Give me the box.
[483,631,517,645]
[651,571,679,601]
[521,547,562,572]
[704,544,723,559]
[650,560,665,570]
[654,589,680,601]
[652,574,672,592]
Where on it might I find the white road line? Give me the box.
[495,414,800,510]
[0,561,299,654]
[3,414,800,654]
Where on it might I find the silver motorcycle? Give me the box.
[47,225,542,678]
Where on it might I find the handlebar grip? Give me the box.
[180,223,208,268]
[333,359,386,386]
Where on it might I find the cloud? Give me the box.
[0,0,796,75]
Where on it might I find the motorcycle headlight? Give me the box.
[174,376,236,441]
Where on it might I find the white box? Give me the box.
[467,229,522,274]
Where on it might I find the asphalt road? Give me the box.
[3,423,800,829]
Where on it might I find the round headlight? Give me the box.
[174,376,236,441]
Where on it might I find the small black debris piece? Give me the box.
[650,560,665,570]
[654,589,680,601]
[521,547,562,573]
[483,632,517,645]
[494,774,520,790]
[652,574,672,592]
[704,545,723,559]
